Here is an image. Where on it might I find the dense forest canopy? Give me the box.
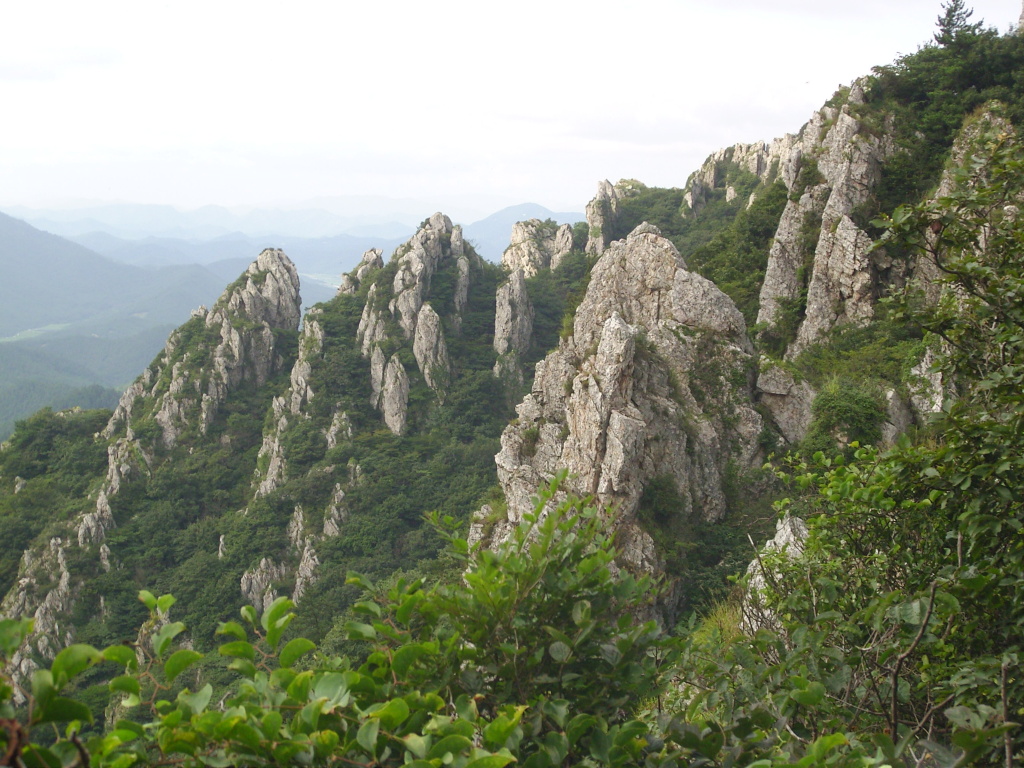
[2,4,1024,767]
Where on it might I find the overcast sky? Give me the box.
[2,0,1021,220]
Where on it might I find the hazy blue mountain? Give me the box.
[7,202,422,241]
[462,203,585,261]
[68,230,409,291]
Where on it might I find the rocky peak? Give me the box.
[584,180,623,255]
[339,248,384,295]
[482,223,762,579]
[752,92,896,356]
[355,214,466,434]
[390,213,454,338]
[501,219,574,277]
[493,269,534,387]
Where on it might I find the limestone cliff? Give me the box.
[356,214,468,432]
[0,249,302,691]
[478,223,762,578]
[501,219,574,277]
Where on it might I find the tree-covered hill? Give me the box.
[1,3,1023,766]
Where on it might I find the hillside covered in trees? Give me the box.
[1,3,1023,766]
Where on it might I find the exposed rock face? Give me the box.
[252,310,327,497]
[381,355,410,435]
[1,538,74,703]
[106,249,301,450]
[412,304,450,393]
[756,185,830,330]
[338,248,384,295]
[501,219,574,277]
[585,180,623,255]
[391,213,453,338]
[751,96,896,356]
[743,516,808,633]
[241,557,288,615]
[684,137,796,215]
[756,359,816,445]
[485,223,762,576]
[353,214,468,434]
[493,269,534,386]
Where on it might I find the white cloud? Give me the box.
[1,0,1021,211]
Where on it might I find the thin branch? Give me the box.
[890,581,937,737]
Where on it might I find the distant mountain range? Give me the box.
[0,201,583,437]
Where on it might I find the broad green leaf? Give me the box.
[356,719,380,754]
[109,675,141,695]
[392,644,427,677]
[791,681,826,707]
[312,672,346,702]
[51,644,102,689]
[345,621,377,640]
[427,734,473,760]
[218,641,255,661]
[261,711,282,739]
[178,683,213,715]
[240,605,258,626]
[464,755,516,768]
[548,641,571,664]
[261,596,294,633]
[216,621,247,641]
[102,644,138,670]
[0,618,33,657]
[138,591,157,611]
[34,695,93,725]
[165,649,203,682]
[404,733,429,758]
[372,697,410,730]
[279,637,316,668]
[228,659,257,679]
[156,594,176,614]
[151,621,186,659]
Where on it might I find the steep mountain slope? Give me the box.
[2,11,1024,723]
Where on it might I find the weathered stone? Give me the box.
[381,355,410,436]
[412,304,450,393]
[585,180,622,255]
[240,557,287,615]
[493,269,534,386]
[501,219,573,277]
[756,361,816,445]
[486,224,762,579]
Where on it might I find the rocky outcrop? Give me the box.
[750,92,896,356]
[241,557,288,615]
[2,538,75,703]
[355,214,468,434]
[339,248,384,295]
[742,516,808,633]
[756,359,816,445]
[105,249,301,450]
[391,213,454,338]
[585,181,624,255]
[252,310,326,497]
[412,304,450,393]
[484,223,762,577]
[493,269,534,386]
[501,219,574,277]
[381,355,410,435]
[684,137,797,215]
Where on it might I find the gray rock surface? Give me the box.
[585,180,623,255]
[756,359,816,444]
[493,269,534,386]
[483,223,762,577]
[382,355,410,436]
[412,304,450,393]
[501,219,573,277]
